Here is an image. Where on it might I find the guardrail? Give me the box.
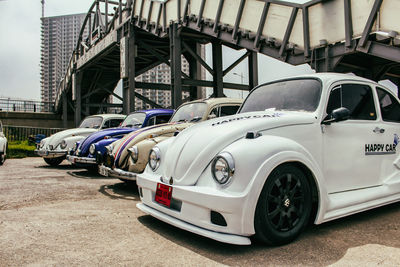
[3,125,64,142]
[0,98,55,113]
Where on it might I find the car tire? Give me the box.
[0,153,4,165]
[44,157,64,166]
[254,164,312,245]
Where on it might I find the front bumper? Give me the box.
[67,155,96,165]
[136,172,252,245]
[35,149,67,158]
[98,165,137,181]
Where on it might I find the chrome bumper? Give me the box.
[35,149,67,158]
[98,165,137,181]
[67,155,96,165]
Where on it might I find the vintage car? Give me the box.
[35,114,125,166]
[136,73,400,246]
[66,109,173,167]
[99,98,243,181]
[0,120,7,165]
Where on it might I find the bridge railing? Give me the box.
[3,125,64,142]
[0,98,55,113]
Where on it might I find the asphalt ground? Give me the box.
[0,157,399,266]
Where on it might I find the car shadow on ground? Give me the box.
[35,162,82,170]
[98,181,139,201]
[137,202,400,266]
[66,169,110,179]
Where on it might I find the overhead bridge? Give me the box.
[54,0,400,126]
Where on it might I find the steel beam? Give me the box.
[344,0,353,48]
[248,50,258,89]
[232,0,246,42]
[213,0,225,33]
[223,51,250,77]
[134,92,164,109]
[73,72,83,127]
[254,2,270,49]
[302,7,310,57]
[62,93,68,128]
[171,24,183,108]
[122,28,136,114]
[359,0,383,48]
[182,41,214,75]
[279,7,298,57]
[212,41,224,97]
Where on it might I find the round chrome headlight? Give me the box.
[89,144,96,155]
[60,140,67,149]
[148,147,161,171]
[211,152,235,185]
[128,146,138,163]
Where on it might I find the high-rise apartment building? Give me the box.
[40,13,87,103]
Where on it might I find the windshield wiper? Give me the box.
[190,117,202,122]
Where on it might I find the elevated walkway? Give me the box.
[55,0,400,126]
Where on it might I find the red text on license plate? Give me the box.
[155,183,173,207]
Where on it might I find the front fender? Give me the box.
[214,135,327,235]
[95,138,120,155]
[63,136,87,150]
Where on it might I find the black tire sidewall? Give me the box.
[44,157,64,166]
[254,164,312,245]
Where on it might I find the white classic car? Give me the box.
[0,120,7,165]
[35,114,125,166]
[136,73,400,246]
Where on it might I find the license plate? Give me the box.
[155,183,173,207]
[98,165,108,177]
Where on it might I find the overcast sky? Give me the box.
[7,0,395,102]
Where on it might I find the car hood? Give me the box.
[44,128,97,148]
[79,127,139,156]
[113,122,192,167]
[163,111,317,186]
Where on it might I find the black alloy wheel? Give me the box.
[254,164,312,245]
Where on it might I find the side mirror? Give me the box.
[322,107,350,125]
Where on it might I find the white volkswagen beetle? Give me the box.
[35,114,125,166]
[0,120,7,165]
[137,73,400,246]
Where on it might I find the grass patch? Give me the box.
[7,141,37,159]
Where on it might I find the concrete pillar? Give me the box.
[212,41,224,97]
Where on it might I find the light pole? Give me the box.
[233,72,245,98]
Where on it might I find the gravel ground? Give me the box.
[0,158,399,266]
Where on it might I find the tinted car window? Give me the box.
[109,119,123,128]
[121,113,146,127]
[220,105,240,116]
[170,102,207,122]
[240,79,321,113]
[79,116,103,129]
[327,84,376,120]
[155,115,171,124]
[377,87,400,122]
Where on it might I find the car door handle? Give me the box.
[373,127,385,134]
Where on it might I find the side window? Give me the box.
[109,119,123,128]
[101,120,111,129]
[209,107,219,118]
[377,88,400,123]
[220,105,240,117]
[155,115,171,124]
[326,84,376,120]
[147,117,156,126]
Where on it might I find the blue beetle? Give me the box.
[66,109,173,168]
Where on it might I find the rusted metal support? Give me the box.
[302,7,310,57]
[182,41,214,75]
[155,4,162,34]
[134,92,164,109]
[359,0,383,48]
[186,42,202,100]
[105,0,109,27]
[170,24,183,108]
[183,0,190,23]
[344,0,353,48]
[146,1,153,30]
[73,72,83,127]
[197,0,206,28]
[124,29,136,113]
[254,2,270,49]
[223,51,250,77]
[248,50,258,89]
[118,0,122,24]
[232,0,246,41]
[279,7,298,57]
[62,93,68,128]
[212,41,224,97]
[213,0,225,33]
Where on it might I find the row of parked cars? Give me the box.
[34,73,400,246]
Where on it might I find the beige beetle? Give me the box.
[99,98,243,181]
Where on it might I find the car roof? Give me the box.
[85,114,126,120]
[132,109,174,117]
[183,97,243,107]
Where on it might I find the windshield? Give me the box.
[79,116,103,129]
[121,112,146,127]
[240,79,322,113]
[170,102,207,123]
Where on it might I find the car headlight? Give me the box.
[211,152,235,185]
[128,146,138,163]
[148,147,161,171]
[89,144,96,155]
[60,140,67,149]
